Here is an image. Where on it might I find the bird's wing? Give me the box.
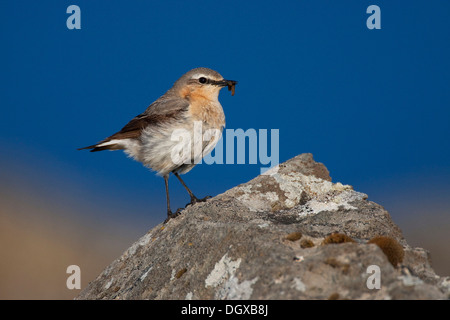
[78,97,189,151]
[142,93,190,116]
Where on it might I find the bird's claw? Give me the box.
[164,196,212,223]
[185,195,212,208]
[163,208,185,224]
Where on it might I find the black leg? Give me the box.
[174,172,211,207]
[163,175,178,223]
[163,175,185,223]
[164,175,172,214]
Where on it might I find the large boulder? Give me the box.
[76,154,450,300]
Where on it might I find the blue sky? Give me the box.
[1,0,449,228]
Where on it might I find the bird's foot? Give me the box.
[163,208,185,224]
[185,195,212,208]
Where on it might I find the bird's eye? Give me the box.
[198,77,207,84]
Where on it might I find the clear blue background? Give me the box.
[1,1,449,231]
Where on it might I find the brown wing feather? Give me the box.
[78,96,189,152]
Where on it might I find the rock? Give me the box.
[76,153,449,300]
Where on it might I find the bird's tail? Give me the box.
[77,142,123,152]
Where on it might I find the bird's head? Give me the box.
[172,67,237,101]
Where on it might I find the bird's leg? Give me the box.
[163,175,182,223]
[174,172,211,207]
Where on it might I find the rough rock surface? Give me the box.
[77,154,450,300]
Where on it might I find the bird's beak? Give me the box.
[212,79,238,96]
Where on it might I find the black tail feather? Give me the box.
[77,144,97,151]
[77,144,123,152]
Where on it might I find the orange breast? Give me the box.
[186,88,225,128]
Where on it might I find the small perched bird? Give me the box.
[79,67,237,222]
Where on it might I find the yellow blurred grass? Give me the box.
[0,192,140,300]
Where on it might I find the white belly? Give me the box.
[137,121,223,176]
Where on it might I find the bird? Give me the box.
[78,67,237,222]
